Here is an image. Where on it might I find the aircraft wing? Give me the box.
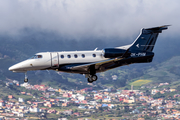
[68,48,130,72]
[69,57,124,71]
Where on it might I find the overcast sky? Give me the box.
[0,0,179,40]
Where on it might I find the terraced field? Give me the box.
[130,80,152,86]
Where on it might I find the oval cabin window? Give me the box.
[92,54,96,57]
[67,55,71,58]
[82,54,85,58]
[74,54,78,58]
[61,55,64,59]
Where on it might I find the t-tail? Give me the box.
[129,25,169,52]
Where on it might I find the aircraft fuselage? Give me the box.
[9,49,154,74]
[8,25,169,83]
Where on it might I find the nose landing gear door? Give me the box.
[50,52,59,68]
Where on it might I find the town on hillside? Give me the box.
[0,79,180,120]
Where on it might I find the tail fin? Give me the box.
[129,25,169,52]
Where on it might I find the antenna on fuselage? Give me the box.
[94,48,98,51]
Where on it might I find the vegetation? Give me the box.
[1,27,180,120]
[1,33,180,90]
[130,79,152,86]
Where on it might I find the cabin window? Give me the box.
[61,55,64,59]
[92,54,96,57]
[67,55,71,58]
[82,54,85,58]
[74,54,78,58]
[30,55,34,59]
[37,55,42,58]
[29,55,43,59]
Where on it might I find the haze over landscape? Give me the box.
[0,0,180,86]
[0,0,179,84]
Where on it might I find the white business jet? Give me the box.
[9,25,169,83]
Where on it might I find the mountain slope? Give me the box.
[1,31,180,89]
[127,56,180,88]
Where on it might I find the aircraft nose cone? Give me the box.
[9,60,30,72]
[8,63,25,72]
[8,64,20,71]
[8,66,14,71]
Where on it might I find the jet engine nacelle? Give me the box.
[103,48,127,58]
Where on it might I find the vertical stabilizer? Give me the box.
[129,25,169,52]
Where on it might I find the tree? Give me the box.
[116,105,120,110]
[55,92,59,96]
[124,106,129,113]
[2,96,8,101]
[153,92,165,99]
[91,114,98,118]
[115,110,121,117]
[114,78,127,88]
[144,115,152,119]
[0,80,5,86]
[124,87,129,90]
[33,92,38,97]
[176,86,180,91]
[162,109,166,114]
[72,109,78,112]
[145,90,151,96]
[98,107,103,112]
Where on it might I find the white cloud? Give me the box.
[0,0,179,39]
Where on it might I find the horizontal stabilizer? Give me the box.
[145,25,170,33]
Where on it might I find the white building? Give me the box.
[112,75,117,80]
[151,89,160,95]
[108,104,115,109]
[89,101,97,105]
[12,111,24,117]
[58,118,68,120]
[19,106,26,109]
[17,112,24,117]
[48,87,55,92]
[20,83,29,87]
[19,98,24,103]
[77,95,85,101]
[13,80,19,85]
[0,101,4,106]
[29,107,40,113]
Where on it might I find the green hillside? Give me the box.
[126,56,180,89]
[1,54,180,90]
[1,35,180,90]
[130,80,152,86]
[141,56,180,82]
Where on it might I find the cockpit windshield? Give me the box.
[29,55,43,59]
